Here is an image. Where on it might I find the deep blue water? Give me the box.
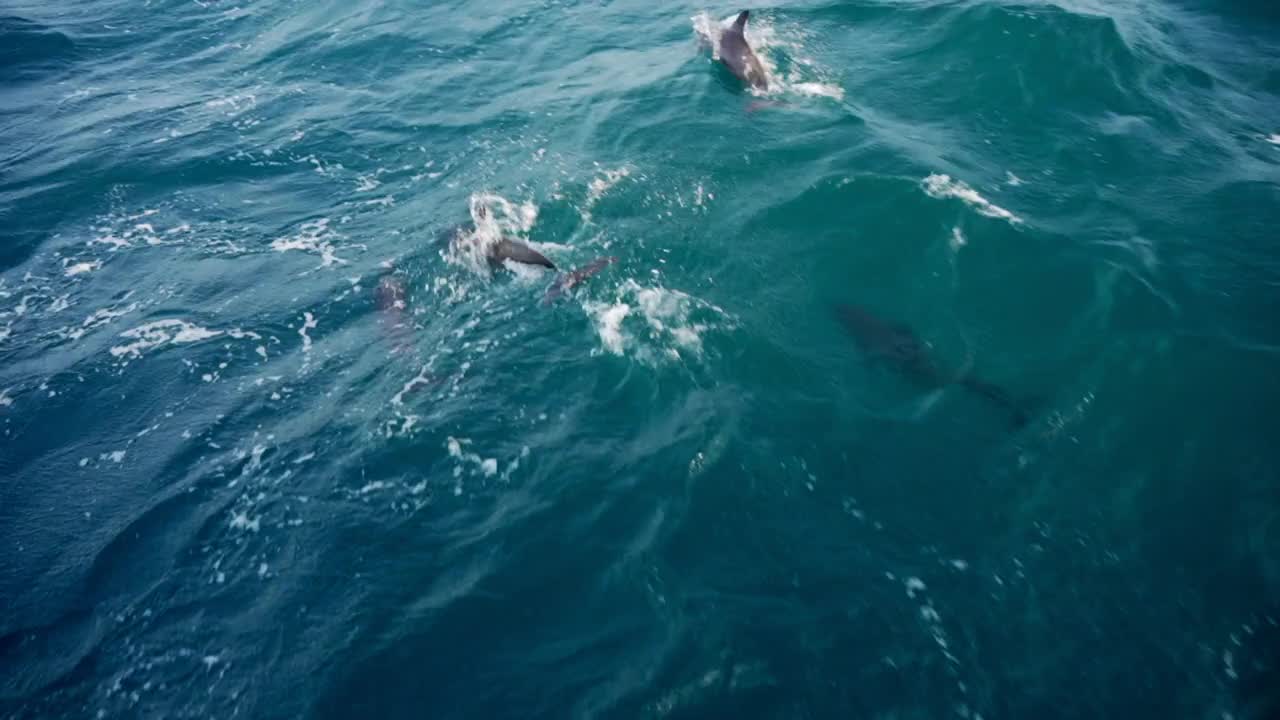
[3,1,1280,718]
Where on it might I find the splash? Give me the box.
[64,260,101,277]
[581,166,632,222]
[923,174,1024,225]
[445,436,501,490]
[446,192,541,276]
[60,301,142,341]
[271,219,347,267]
[582,280,731,364]
[584,301,632,355]
[298,312,317,353]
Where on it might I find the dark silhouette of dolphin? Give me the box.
[833,303,1030,427]
[719,11,769,91]
[374,274,414,355]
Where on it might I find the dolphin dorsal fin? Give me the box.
[734,10,750,29]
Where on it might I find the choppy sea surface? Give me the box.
[3,1,1280,717]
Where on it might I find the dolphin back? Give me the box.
[491,239,556,269]
[718,9,768,90]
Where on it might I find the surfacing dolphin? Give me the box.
[718,11,769,91]
[442,208,616,300]
[460,205,557,271]
[833,303,1031,428]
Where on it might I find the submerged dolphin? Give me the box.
[375,273,415,355]
[719,11,769,90]
[833,303,1030,427]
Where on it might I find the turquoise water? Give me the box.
[3,0,1280,717]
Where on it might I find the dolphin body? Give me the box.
[833,303,1030,428]
[439,216,616,300]
[454,206,557,271]
[719,11,769,91]
[488,237,555,270]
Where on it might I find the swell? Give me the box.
[0,16,78,83]
[0,465,228,702]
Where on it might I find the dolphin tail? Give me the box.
[959,376,1031,428]
[734,10,750,29]
[542,256,618,304]
[491,239,556,269]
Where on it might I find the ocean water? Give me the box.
[2,0,1279,717]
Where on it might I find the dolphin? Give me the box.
[463,206,558,270]
[718,11,769,91]
[374,273,418,357]
[489,237,556,270]
[833,303,1030,427]
[542,256,618,304]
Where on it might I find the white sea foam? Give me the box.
[904,577,927,598]
[71,302,142,340]
[47,294,72,314]
[582,166,632,221]
[229,510,260,532]
[91,234,131,250]
[206,93,257,115]
[445,436,506,484]
[585,302,632,355]
[1266,134,1280,146]
[65,260,101,277]
[902,577,959,666]
[271,219,346,266]
[110,320,223,358]
[790,82,845,100]
[582,280,728,363]
[923,174,1023,225]
[691,12,722,54]
[11,295,30,317]
[392,365,435,406]
[298,312,317,352]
